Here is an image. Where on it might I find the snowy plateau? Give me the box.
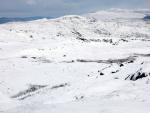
[0,9,150,113]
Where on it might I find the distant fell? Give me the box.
[0,16,52,24]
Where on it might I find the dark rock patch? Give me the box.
[119,64,124,67]
[21,56,28,58]
[31,57,52,63]
[51,83,68,89]
[30,35,33,38]
[72,29,82,38]
[94,29,111,36]
[75,95,84,100]
[76,37,89,42]
[31,57,37,59]
[100,72,104,76]
[128,60,134,63]
[125,69,149,81]
[62,60,75,63]
[111,70,119,74]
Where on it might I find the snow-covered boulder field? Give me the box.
[0,9,150,113]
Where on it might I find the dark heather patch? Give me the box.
[76,56,136,64]
[11,83,69,100]
[11,84,47,99]
[134,53,150,57]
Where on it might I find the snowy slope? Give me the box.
[0,9,150,113]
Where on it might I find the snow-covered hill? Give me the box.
[0,9,150,113]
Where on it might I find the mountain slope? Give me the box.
[0,9,150,113]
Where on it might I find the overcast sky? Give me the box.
[0,0,150,17]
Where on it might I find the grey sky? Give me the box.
[0,0,149,17]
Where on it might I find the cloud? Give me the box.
[25,0,37,5]
[0,0,149,17]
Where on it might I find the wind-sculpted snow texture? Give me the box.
[0,9,150,113]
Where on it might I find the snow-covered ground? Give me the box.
[0,9,150,113]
